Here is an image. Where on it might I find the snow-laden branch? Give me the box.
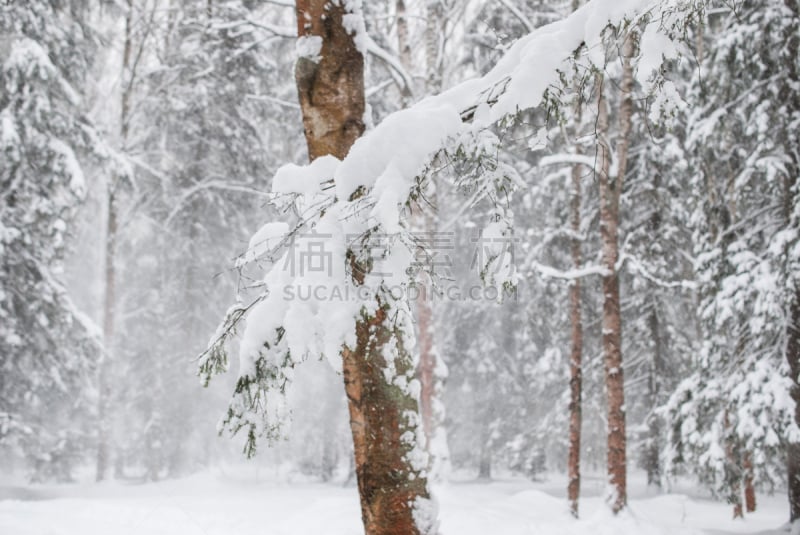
[365,35,417,99]
[201,0,696,447]
[530,261,611,280]
[497,0,535,34]
[619,251,697,290]
[539,153,598,172]
[164,179,273,227]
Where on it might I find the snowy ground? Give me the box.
[0,468,790,535]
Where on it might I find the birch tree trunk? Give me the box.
[97,0,135,482]
[294,2,434,533]
[294,0,365,161]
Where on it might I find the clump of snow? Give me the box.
[340,0,368,55]
[48,137,86,196]
[295,35,323,62]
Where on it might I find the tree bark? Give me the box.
[567,139,583,518]
[96,188,115,482]
[566,0,584,516]
[342,305,433,535]
[743,451,756,513]
[645,307,662,487]
[294,3,434,533]
[595,29,635,515]
[294,0,365,161]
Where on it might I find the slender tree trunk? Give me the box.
[294,3,434,533]
[567,138,583,518]
[782,0,800,524]
[596,29,634,514]
[96,187,115,482]
[425,0,444,94]
[743,452,756,513]
[97,0,134,482]
[722,410,744,519]
[395,0,413,102]
[398,0,449,479]
[478,418,492,480]
[645,307,662,487]
[566,0,585,516]
[786,290,800,523]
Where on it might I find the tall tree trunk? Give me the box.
[398,0,450,480]
[596,29,634,514]
[97,0,134,482]
[645,307,662,487]
[786,290,800,523]
[96,188,115,482]
[566,0,584,516]
[743,451,756,513]
[567,136,583,518]
[783,0,800,524]
[294,2,434,533]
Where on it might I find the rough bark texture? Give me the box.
[342,305,433,535]
[295,0,365,161]
[595,30,635,514]
[294,3,433,533]
[567,145,583,518]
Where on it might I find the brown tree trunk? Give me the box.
[787,289,800,523]
[567,141,583,518]
[595,29,635,515]
[743,452,756,513]
[566,0,584,516]
[342,306,433,535]
[294,3,434,533]
[294,0,365,161]
[782,0,800,524]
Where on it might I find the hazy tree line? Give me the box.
[2,0,800,533]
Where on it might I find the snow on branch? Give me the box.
[200,0,698,449]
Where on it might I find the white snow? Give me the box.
[0,471,790,535]
[295,36,323,62]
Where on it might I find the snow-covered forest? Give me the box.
[2,0,800,533]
